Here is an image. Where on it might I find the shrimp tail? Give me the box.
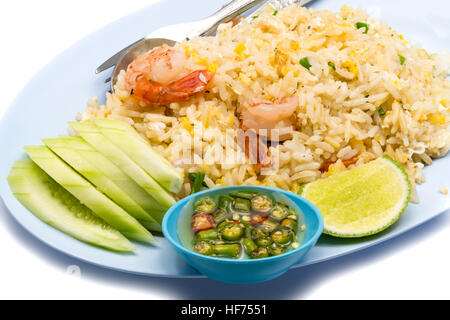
[134,70,214,105]
[236,128,272,171]
[167,70,214,96]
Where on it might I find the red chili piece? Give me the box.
[250,213,268,225]
[191,213,215,233]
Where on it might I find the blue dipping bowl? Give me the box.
[162,186,323,284]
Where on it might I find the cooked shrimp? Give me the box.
[236,96,298,168]
[236,128,272,171]
[241,96,299,141]
[125,45,214,105]
[319,156,359,173]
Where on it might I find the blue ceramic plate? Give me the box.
[0,0,449,278]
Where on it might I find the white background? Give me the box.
[0,0,449,300]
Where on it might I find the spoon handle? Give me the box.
[187,0,265,39]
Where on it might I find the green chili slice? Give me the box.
[251,228,268,240]
[251,194,273,212]
[214,243,242,258]
[242,238,258,254]
[268,244,286,256]
[255,237,273,247]
[271,229,293,245]
[196,229,219,242]
[270,205,289,220]
[234,198,251,213]
[194,197,217,213]
[229,191,256,200]
[194,241,214,256]
[260,218,279,233]
[217,220,233,232]
[280,218,298,231]
[221,224,245,241]
[250,247,269,259]
[212,209,229,224]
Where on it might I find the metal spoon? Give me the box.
[103,0,264,91]
[110,38,177,90]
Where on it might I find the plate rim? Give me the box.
[0,0,449,279]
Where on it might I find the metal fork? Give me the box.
[95,0,265,75]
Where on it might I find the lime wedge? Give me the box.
[300,155,411,238]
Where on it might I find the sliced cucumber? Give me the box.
[94,119,183,193]
[7,159,135,252]
[43,137,161,231]
[69,122,175,219]
[59,136,164,230]
[24,146,155,243]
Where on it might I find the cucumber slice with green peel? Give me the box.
[94,119,183,194]
[42,137,160,230]
[300,155,411,238]
[59,136,165,228]
[139,219,163,232]
[7,159,135,252]
[69,122,175,216]
[24,145,155,243]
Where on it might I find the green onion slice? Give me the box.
[328,61,336,71]
[356,22,369,34]
[300,57,312,70]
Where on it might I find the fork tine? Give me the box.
[95,38,143,74]
[95,51,126,74]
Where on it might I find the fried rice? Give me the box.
[79,4,450,202]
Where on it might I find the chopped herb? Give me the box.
[273,10,278,16]
[378,108,386,116]
[189,173,207,186]
[188,172,198,182]
[356,22,369,34]
[328,61,336,71]
[130,89,134,96]
[300,57,312,70]
[189,172,207,194]
[399,55,406,65]
[252,15,259,19]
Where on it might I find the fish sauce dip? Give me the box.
[177,190,306,260]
